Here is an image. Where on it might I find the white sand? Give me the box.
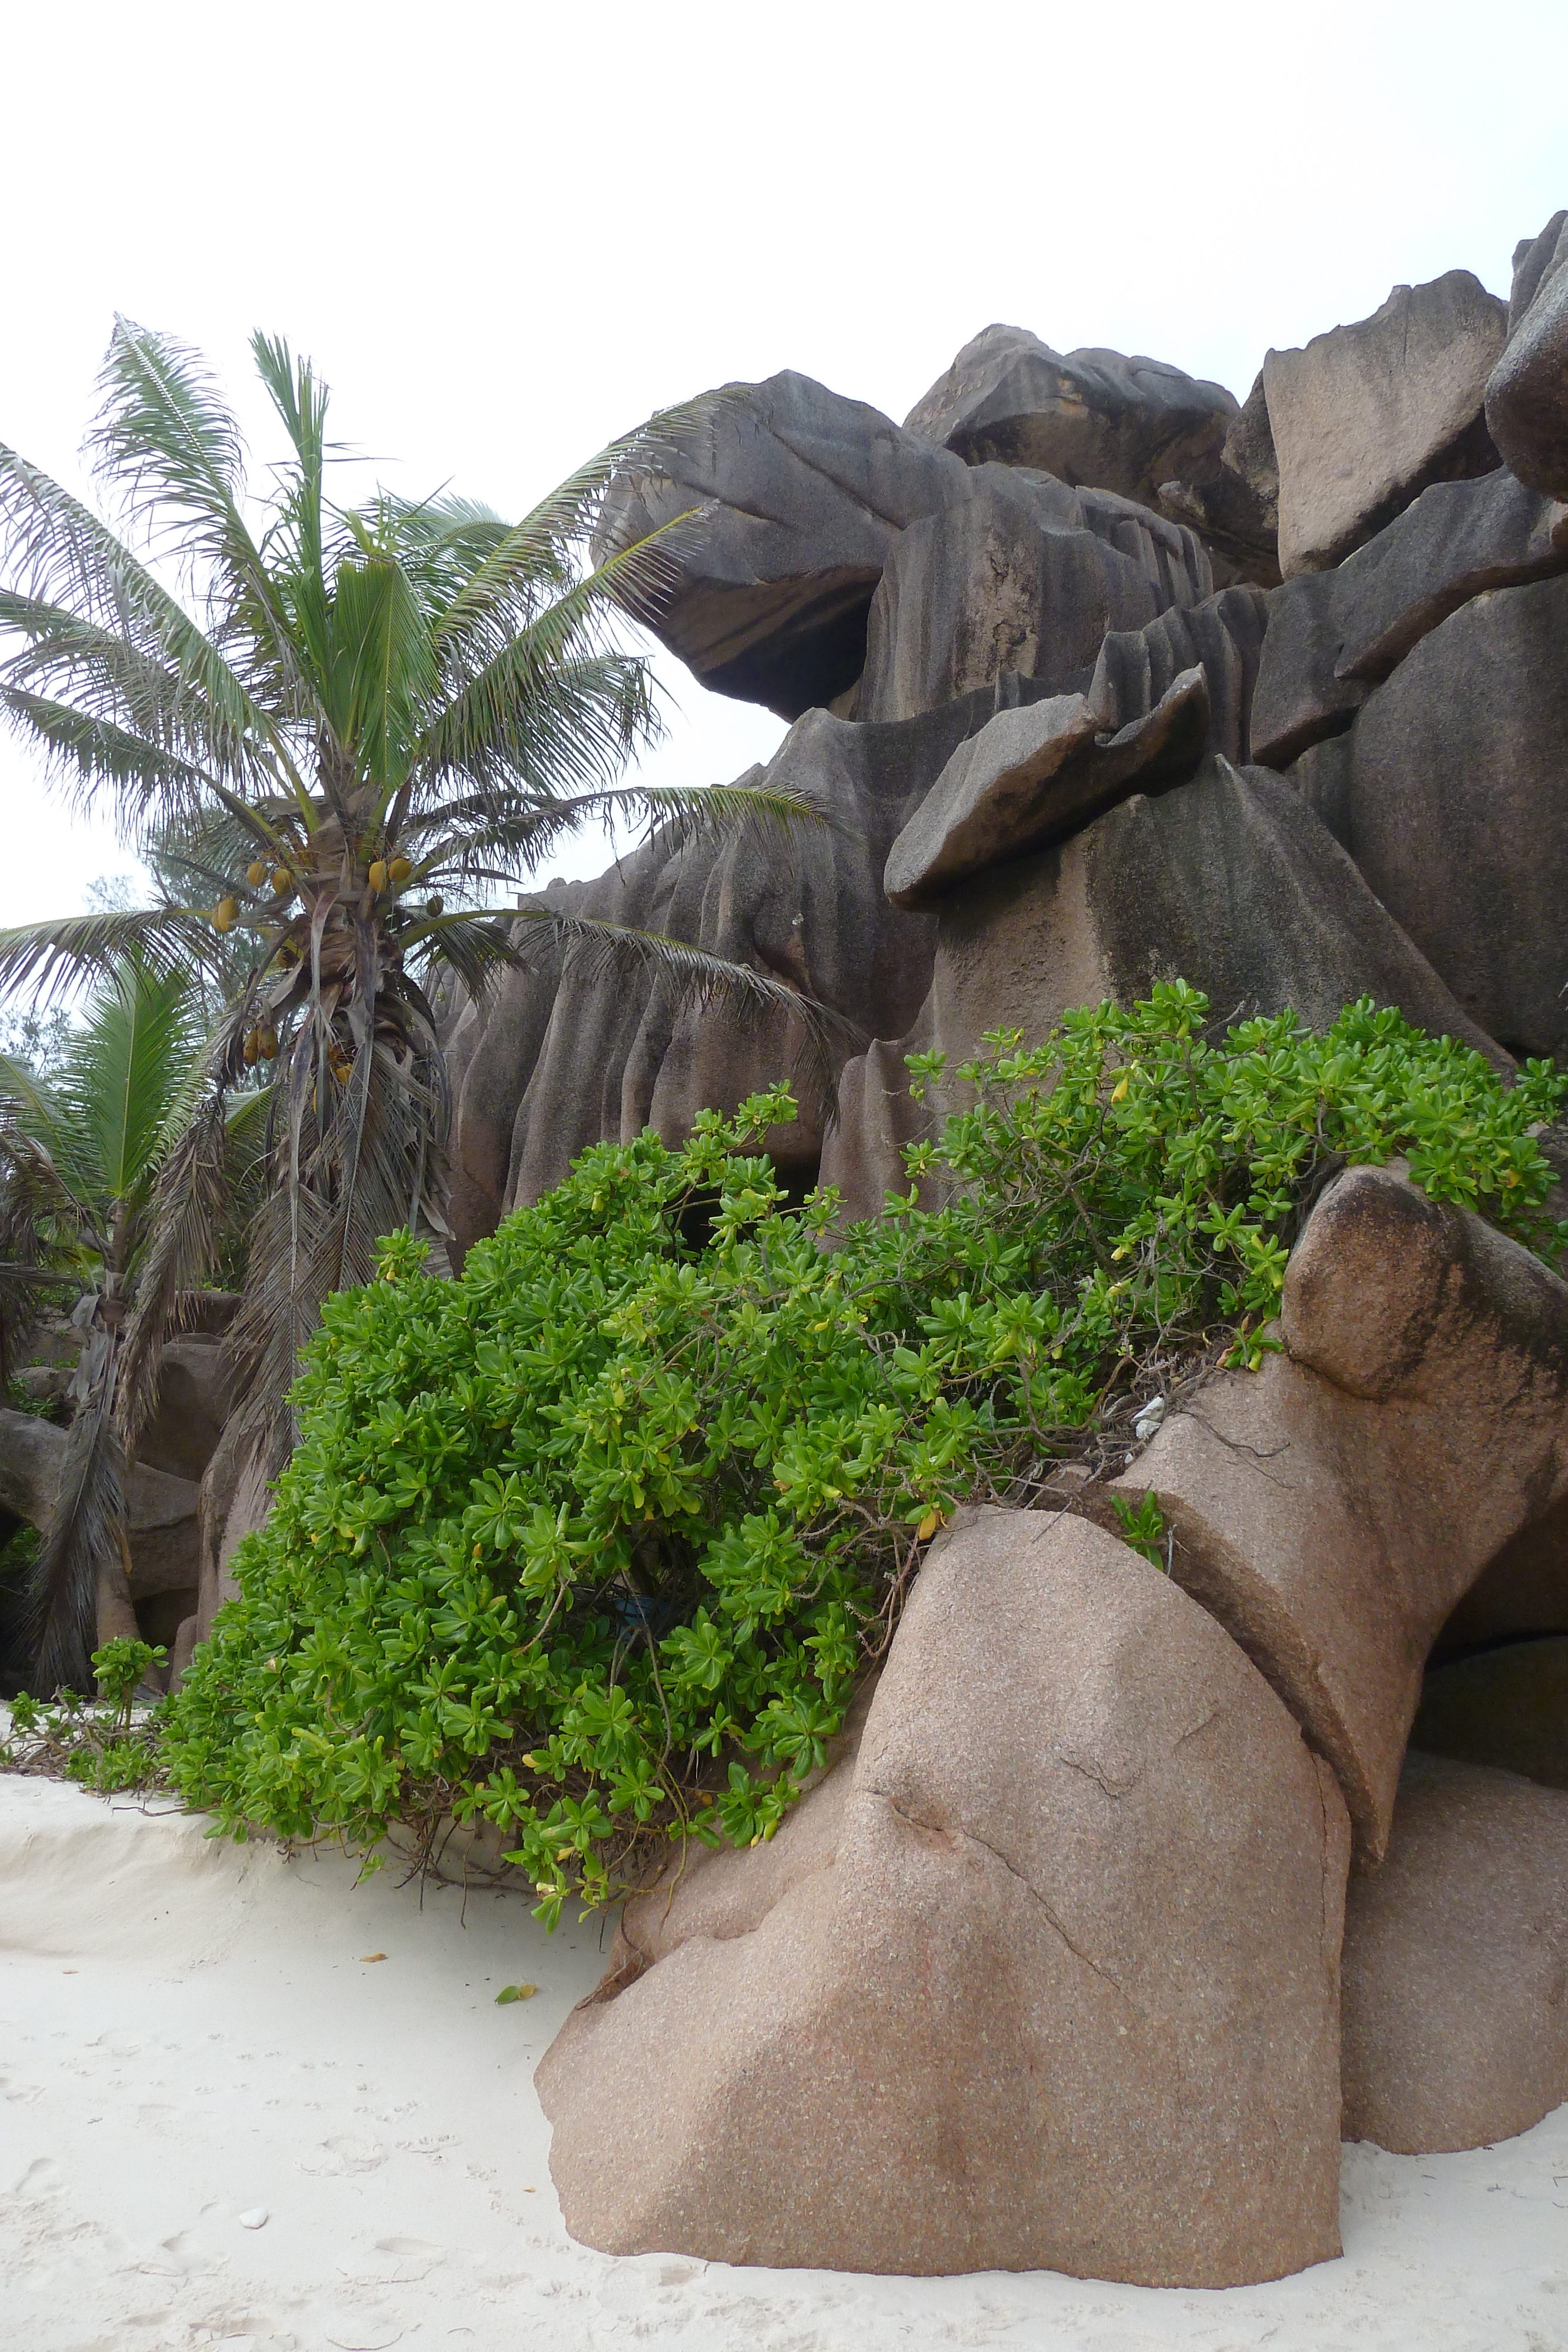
[1,1772,1565,2352]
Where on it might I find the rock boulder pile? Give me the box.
[8,218,1563,2286]
[450,235,1568,1258]
[513,221,1568,2286]
[540,1163,1568,2278]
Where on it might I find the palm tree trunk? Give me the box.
[95,1522,139,1650]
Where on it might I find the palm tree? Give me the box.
[0,957,262,1689]
[0,323,830,1683]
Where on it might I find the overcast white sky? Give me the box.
[2,0,1566,932]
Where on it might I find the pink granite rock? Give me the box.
[1103,1163,1568,1860]
[539,1508,1349,2284]
[1342,1752,1568,2151]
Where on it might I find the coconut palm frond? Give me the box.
[0,684,249,844]
[411,633,659,813]
[0,907,221,1003]
[0,590,207,761]
[510,907,865,1127]
[0,1168,58,1385]
[0,1056,106,1238]
[57,960,204,1210]
[322,543,440,797]
[89,318,248,547]
[405,779,827,899]
[225,1025,446,1447]
[397,910,530,1001]
[427,389,734,669]
[0,442,269,789]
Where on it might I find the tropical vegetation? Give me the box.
[0,322,818,1688]
[157,988,1568,1922]
[0,957,260,1687]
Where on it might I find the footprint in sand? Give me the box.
[297,2133,387,2177]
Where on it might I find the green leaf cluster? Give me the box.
[158,985,1567,1922]
[1,1639,168,1792]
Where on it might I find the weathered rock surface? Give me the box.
[1247,570,1368,768]
[905,327,1238,517]
[594,365,1225,729]
[1102,1164,1568,1859]
[1342,570,1568,1060]
[823,759,1498,1222]
[1264,274,1507,579]
[1410,1638,1568,1790]
[1486,211,1568,497]
[591,372,968,717]
[1249,467,1568,765]
[1341,1753,1568,2153]
[1281,734,1354,848]
[856,468,1212,724]
[0,1407,199,1602]
[1156,371,1281,586]
[450,691,1039,1252]
[1085,583,1269,766]
[136,1336,233,1485]
[540,1508,1349,2284]
[884,669,1210,908]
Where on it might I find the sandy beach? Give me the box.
[2,1769,1565,2352]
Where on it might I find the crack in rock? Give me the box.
[871,1787,1146,2017]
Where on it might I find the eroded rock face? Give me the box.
[1102,1164,1568,1860]
[0,1407,199,1606]
[1342,570,1568,1060]
[135,1337,233,1486]
[856,468,1212,724]
[1156,371,1281,586]
[1263,272,1508,577]
[1249,466,1568,766]
[449,691,1044,1252]
[823,759,1496,1223]
[1486,211,1568,497]
[904,327,1238,517]
[590,372,967,717]
[1341,1753,1568,2153]
[883,670,1210,909]
[539,1508,1349,2285]
[880,581,1275,910]
[1086,583,1269,765]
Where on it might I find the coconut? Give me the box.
[367,860,389,894]
[246,860,267,888]
[387,856,412,886]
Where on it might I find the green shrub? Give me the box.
[159,987,1567,1921]
[1,1639,168,1793]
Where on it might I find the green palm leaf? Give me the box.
[0,327,850,1660]
[0,907,221,1001]
[0,440,274,792]
[57,961,202,1207]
